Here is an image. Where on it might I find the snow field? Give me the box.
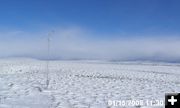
[0,59,180,108]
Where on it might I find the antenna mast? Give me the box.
[46,30,54,89]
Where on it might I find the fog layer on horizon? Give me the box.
[0,27,180,62]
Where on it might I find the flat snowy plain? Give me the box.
[0,58,180,108]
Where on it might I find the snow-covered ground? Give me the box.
[0,58,180,108]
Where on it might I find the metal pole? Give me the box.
[46,30,54,89]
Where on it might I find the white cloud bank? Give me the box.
[0,27,180,62]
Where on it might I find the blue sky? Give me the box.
[0,0,180,61]
[0,0,180,36]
